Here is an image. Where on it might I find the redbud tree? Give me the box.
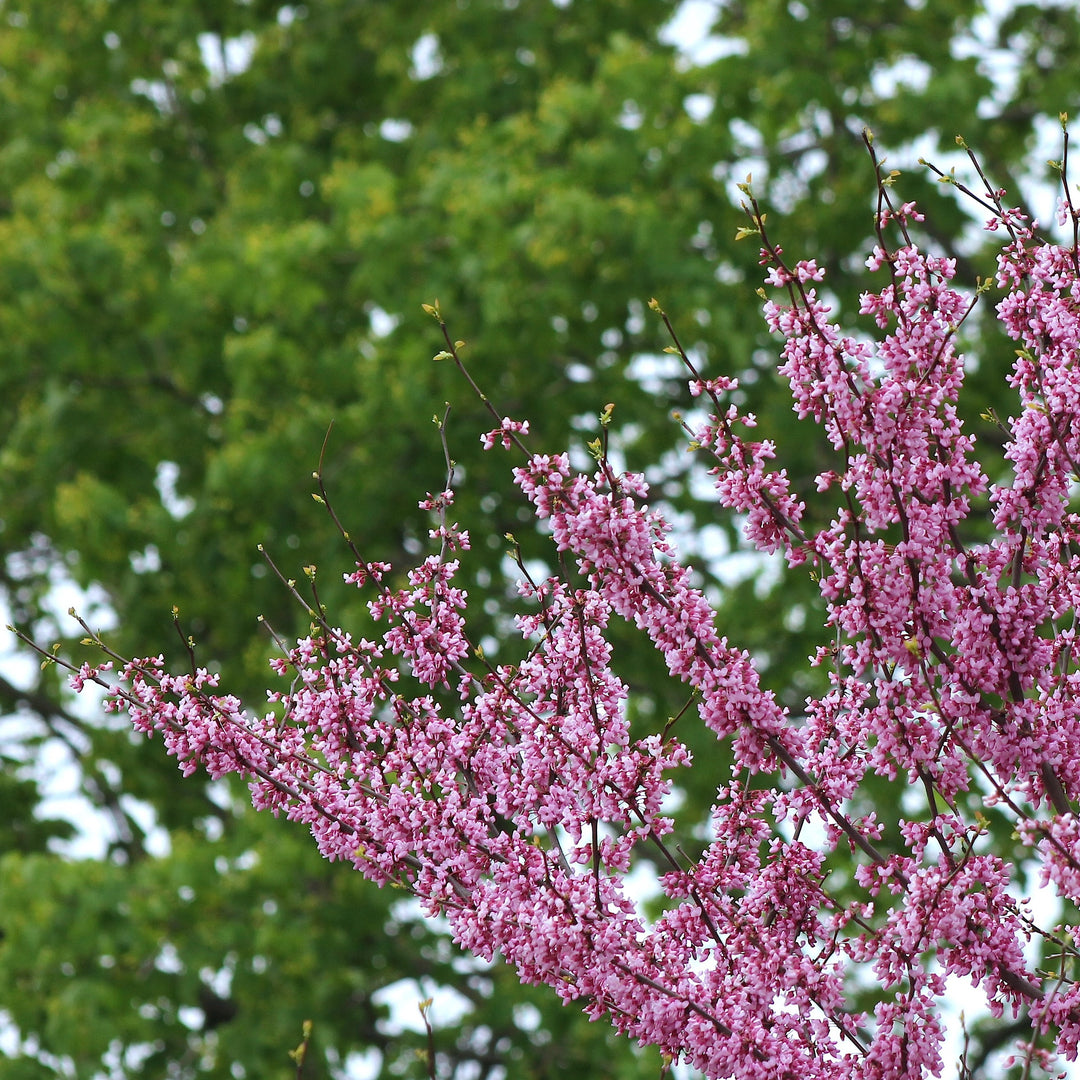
[28,132,1080,1079]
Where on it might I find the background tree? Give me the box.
[0,0,1078,1076]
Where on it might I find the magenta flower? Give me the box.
[63,152,1080,1079]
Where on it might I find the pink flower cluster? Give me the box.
[71,185,1080,1077]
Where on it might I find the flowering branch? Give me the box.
[21,132,1080,1078]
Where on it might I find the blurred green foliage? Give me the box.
[0,0,1077,1076]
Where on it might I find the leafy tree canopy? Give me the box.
[0,0,1077,1076]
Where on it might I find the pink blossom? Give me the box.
[69,178,1080,1079]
